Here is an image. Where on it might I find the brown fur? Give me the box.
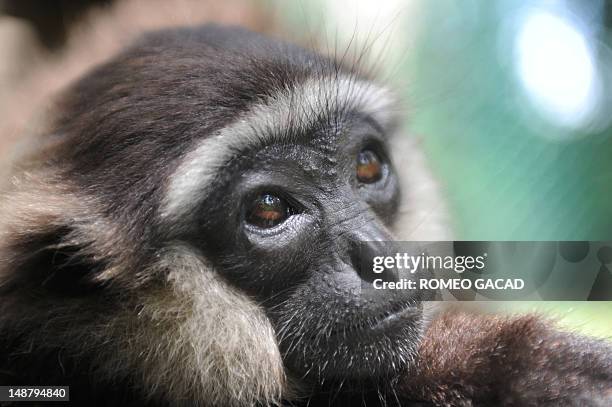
[402,311,612,406]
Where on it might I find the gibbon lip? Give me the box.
[372,304,419,330]
[325,301,421,341]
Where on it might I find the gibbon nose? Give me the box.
[345,223,398,284]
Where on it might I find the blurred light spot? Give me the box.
[515,10,599,129]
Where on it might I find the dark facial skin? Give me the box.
[193,114,427,385]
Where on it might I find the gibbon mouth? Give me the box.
[373,304,420,330]
[325,301,422,341]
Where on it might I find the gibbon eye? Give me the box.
[247,193,293,228]
[356,149,383,183]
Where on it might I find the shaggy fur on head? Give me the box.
[0,21,443,405]
[0,4,449,405]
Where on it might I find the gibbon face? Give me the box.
[195,94,424,380]
[145,25,425,380]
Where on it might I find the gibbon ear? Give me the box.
[0,171,110,296]
[1,224,104,296]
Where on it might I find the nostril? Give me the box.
[348,239,365,276]
[348,239,397,284]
